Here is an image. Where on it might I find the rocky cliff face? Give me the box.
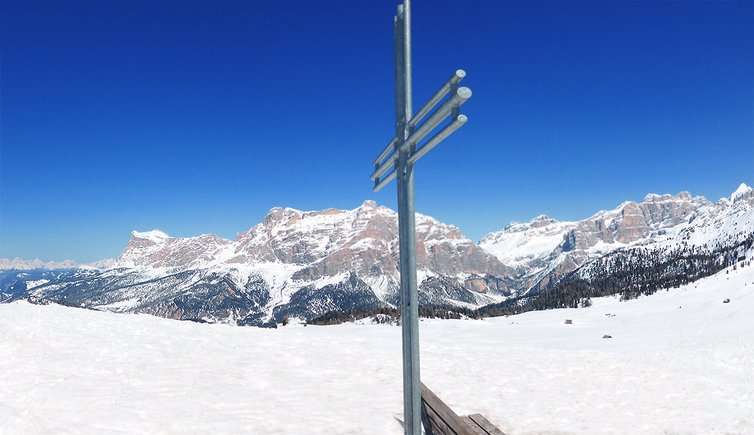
[2,184,752,326]
[120,230,232,269]
[118,200,514,292]
[481,185,752,292]
[6,201,515,324]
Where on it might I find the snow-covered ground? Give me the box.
[1,266,753,434]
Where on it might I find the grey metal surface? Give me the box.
[399,86,471,154]
[372,85,471,192]
[371,1,471,433]
[374,137,398,168]
[371,153,398,181]
[393,3,421,434]
[408,69,466,130]
[407,114,467,165]
[373,169,397,193]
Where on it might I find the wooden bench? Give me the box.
[421,383,505,435]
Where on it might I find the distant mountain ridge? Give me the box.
[0,258,116,270]
[1,201,516,325]
[1,184,752,325]
[482,184,753,290]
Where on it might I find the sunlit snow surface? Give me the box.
[2,266,753,434]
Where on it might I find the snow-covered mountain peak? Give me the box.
[530,214,559,228]
[589,190,707,232]
[120,229,231,269]
[103,200,514,314]
[262,206,303,224]
[360,199,379,209]
[6,183,751,327]
[642,193,679,203]
[415,213,466,243]
[642,191,694,204]
[731,183,753,203]
[131,229,170,243]
[499,214,566,234]
[479,215,575,272]
[256,201,388,232]
[643,193,666,202]
[481,184,752,293]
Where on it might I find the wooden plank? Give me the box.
[422,403,436,435]
[461,416,488,435]
[429,417,446,435]
[420,383,505,435]
[422,399,457,434]
[421,385,462,434]
[468,414,505,435]
[421,383,477,435]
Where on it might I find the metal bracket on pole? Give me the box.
[372,82,472,192]
[408,69,466,130]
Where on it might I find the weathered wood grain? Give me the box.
[468,413,505,435]
[420,383,504,435]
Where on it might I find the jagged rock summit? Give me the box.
[2,184,752,326]
[480,186,752,292]
[4,201,515,324]
[119,201,512,281]
[730,183,752,203]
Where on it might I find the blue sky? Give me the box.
[1,0,753,262]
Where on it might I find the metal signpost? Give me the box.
[370,1,472,433]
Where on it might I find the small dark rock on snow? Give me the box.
[602,334,612,339]
[564,319,573,324]
[723,298,731,304]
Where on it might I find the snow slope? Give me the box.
[1,265,753,434]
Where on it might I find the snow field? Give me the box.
[1,265,753,434]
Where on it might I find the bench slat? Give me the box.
[461,416,489,435]
[468,413,505,435]
[428,415,446,435]
[422,401,457,435]
[421,383,477,435]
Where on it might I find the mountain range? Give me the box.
[2,184,752,326]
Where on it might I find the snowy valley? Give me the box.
[1,255,752,434]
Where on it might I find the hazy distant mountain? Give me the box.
[0,258,115,270]
[2,184,752,325]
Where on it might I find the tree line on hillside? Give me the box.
[311,233,753,325]
[478,233,753,318]
[309,305,479,326]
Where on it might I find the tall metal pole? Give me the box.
[394,1,421,434]
[374,2,470,432]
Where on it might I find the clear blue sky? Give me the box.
[1,0,753,262]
